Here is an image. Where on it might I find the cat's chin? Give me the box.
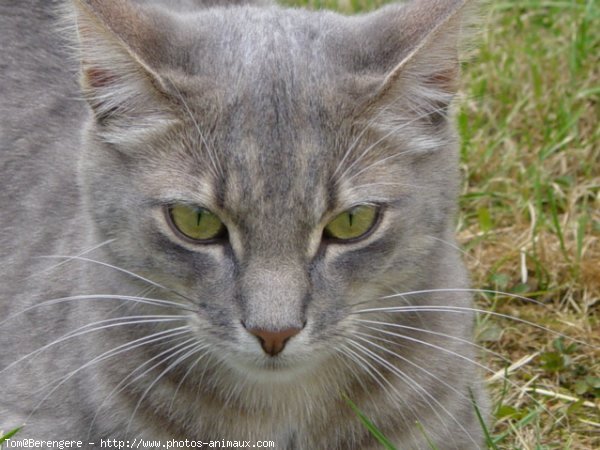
[225,353,325,384]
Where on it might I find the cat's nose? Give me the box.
[245,326,302,357]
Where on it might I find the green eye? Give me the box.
[168,204,226,242]
[324,205,379,241]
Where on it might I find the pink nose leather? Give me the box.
[246,327,302,356]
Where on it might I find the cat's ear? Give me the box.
[348,0,475,132]
[70,0,177,142]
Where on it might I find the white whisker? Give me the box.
[335,343,416,443]
[353,331,476,403]
[424,235,484,268]
[24,239,115,280]
[335,104,451,184]
[0,294,196,328]
[89,335,202,437]
[348,339,469,448]
[36,255,198,305]
[346,181,421,192]
[357,322,506,375]
[353,305,593,348]
[331,105,391,181]
[27,326,192,423]
[167,79,223,180]
[332,345,372,394]
[125,341,206,434]
[355,323,561,422]
[167,346,211,415]
[344,149,413,185]
[378,287,547,308]
[353,318,509,362]
[1,316,188,375]
[338,341,391,394]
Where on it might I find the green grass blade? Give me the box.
[343,394,397,450]
[415,421,439,450]
[0,427,22,445]
[469,388,498,450]
[546,186,570,262]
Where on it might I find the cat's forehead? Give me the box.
[180,8,338,72]
[219,130,332,219]
[148,5,447,232]
[166,11,360,214]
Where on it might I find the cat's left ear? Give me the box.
[70,0,178,143]
[346,0,476,132]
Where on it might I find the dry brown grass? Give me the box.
[457,1,599,447]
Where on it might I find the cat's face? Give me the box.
[75,1,465,380]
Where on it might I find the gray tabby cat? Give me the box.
[0,0,488,448]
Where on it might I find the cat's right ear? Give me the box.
[70,0,177,143]
[339,0,477,148]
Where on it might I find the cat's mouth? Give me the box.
[225,349,324,383]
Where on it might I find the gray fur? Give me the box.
[0,0,487,448]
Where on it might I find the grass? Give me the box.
[458,1,599,447]
[287,0,599,448]
[0,428,21,446]
[344,394,399,450]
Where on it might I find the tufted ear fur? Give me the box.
[349,0,476,148]
[70,0,178,143]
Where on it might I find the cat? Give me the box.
[0,0,488,448]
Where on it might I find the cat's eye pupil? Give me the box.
[167,204,226,243]
[324,205,379,242]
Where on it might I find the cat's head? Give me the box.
[71,0,473,380]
